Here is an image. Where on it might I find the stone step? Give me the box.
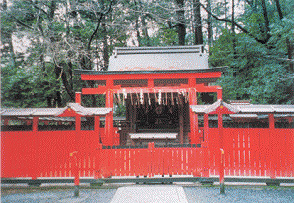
[111,185,188,203]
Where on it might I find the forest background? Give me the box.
[1,0,293,109]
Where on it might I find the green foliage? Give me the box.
[1,65,56,108]
[211,31,293,104]
[208,0,294,104]
[152,26,178,46]
[1,0,294,108]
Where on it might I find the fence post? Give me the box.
[148,142,155,177]
[269,113,276,179]
[32,116,39,181]
[220,148,225,194]
[94,143,103,179]
[203,114,210,177]
[74,115,81,197]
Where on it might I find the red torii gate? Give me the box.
[75,70,224,146]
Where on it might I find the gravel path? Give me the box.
[184,186,294,203]
[2,184,294,203]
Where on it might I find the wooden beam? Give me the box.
[81,72,222,81]
[75,92,82,104]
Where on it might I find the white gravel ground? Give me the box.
[1,184,294,203]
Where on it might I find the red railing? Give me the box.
[1,128,294,179]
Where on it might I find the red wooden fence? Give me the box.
[207,128,294,177]
[1,128,294,179]
[96,144,203,178]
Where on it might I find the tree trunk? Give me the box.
[206,0,212,47]
[224,0,228,29]
[261,0,270,42]
[102,17,109,70]
[193,0,203,45]
[142,15,150,46]
[1,0,16,68]
[231,0,236,57]
[274,0,283,20]
[135,17,141,46]
[175,0,186,45]
[274,0,293,71]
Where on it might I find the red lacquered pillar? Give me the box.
[105,90,114,146]
[217,87,223,100]
[75,92,82,104]
[189,88,198,144]
[105,80,114,146]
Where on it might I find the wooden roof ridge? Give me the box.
[204,99,240,114]
[74,67,226,76]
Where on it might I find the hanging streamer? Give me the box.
[140,90,144,105]
[136,92,140,106]
[130,93,134,105]
[158,90,162,105]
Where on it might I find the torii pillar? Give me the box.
[105,80,114,146]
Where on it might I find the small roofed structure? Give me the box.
[1,103,113,133]
[190,100,294,114]
[1,103,112,117]
[191,100,294,128]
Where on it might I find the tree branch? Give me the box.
[12,16,33,30]
[261,0,271,42]
[275,0,283,20]
[31,3,48,16]
[244,0,253,7]
[87,0,115,51]
[87,13,104,51]
[201,3,268,44]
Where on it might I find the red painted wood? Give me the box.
[189,88,198,144]
[105,88,114,146]
[81,72,222,81]
[75,92,82,104]
[217,88,223,100]
[82,85,222,95]
[1,128,294,179]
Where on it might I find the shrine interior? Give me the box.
[117,92,192,146]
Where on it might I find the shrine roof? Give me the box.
[1,103,112,117]
[108,45,208,72]
[190,100,294,114]
[75,45,227,75]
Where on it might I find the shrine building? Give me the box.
[75,45,225,146]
